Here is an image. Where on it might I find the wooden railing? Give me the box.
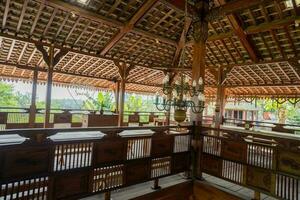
[223,118,300,134]
[0,107,167,129]
[199,126,300,200]
[0,126,191,200]
[1,124,300,199]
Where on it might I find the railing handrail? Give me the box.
[0,125,190,135]
[202,125,300,142]
[0,107,166,114]
[224,117,300,127]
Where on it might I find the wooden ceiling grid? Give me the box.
[0,0,299,96]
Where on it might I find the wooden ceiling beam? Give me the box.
[2,0,10,29]
[16,0,29,33]
[172,17,192,67]
[218,0,260,62]
[38,0,176,47]
[245,16,300,34]
[100,0,160,55]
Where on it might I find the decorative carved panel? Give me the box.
[246,166,272,192]
[151,136,174,157]
[221,140,247,163]
[201,154,222,177]
[0,147,50,179]
[54,171,89,199]
[0,112,7,124]
[125,159,150,185]
[84,114,118,127]
[128,113,140,123]
[53,112,72,123]
[94,140,125,165]
[172,152,190,174]
[278,149,300,176]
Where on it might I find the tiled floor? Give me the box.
[82,173,278,200]
[81,174,188,200]
[203,173,277,200]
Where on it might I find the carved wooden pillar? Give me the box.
[165,71,177,125]
[44,45,54,128]
[115,81,120,113]
[29,69,38,128]
[119,79,125,126]
[190,0,209,125]
[190,0,209,180]
[116,62,133,126]
[215,66,226,128]
[35,44,69,128]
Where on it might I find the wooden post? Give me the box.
[29,69,38,128]
[151,179,161,190]
[165,71,176,125]
[35,45,68,128]
[190,0,209,180]
[104,191,111,200]
[253,191,261,200]
[115,81,120,113]
[215,67,226,128]
[118,79,125,126]
[116,62,133,126]
[44,45,54,128]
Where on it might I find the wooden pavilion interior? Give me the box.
[0,0,300,199]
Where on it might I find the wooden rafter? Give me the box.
[218,0,260,62]
[100,0,160,55]
[16,0,29,33]
[38,0,176,47]
[2,0,10,29]
[172,17,192,67]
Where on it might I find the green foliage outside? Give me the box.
[258,99,300,125]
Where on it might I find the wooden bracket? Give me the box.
[35,44,50,66]
[54,48,69,66]
[115,61,134,81]
[35,44,69,67]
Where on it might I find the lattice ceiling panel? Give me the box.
[224,62,300,86]
[0,0,119,52]
[127,66,164,86]
[0,65,36,80]
[65,0,146,23]
[227,86,300,97]
[183,36,250,69]
[126,83,161,94]
[184,69,217,86]
[106,32,176,68]
[0,38,47,69]
[238,1,294,27]
[135,1,184,41]
[54,52,119,80]
[250,24,300,60]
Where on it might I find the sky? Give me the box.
[5,81,96,101]
[4,80,155,102]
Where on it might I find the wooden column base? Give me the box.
[105,191,111,200]
[252,191,260,200]
[151,179,161,190]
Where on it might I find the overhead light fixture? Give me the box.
[77,0,89,4]
[285,0,300,8]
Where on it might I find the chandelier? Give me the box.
[154,73,205,123]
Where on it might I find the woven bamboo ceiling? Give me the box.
[0,0,299,97]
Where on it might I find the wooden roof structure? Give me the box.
[0,0,299,97]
